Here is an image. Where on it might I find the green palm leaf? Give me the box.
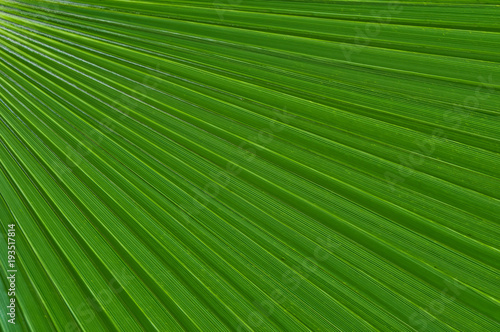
[0,0,499,331]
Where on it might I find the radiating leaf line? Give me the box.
[1,1,499,331]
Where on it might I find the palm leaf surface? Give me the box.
[0,0,499,331]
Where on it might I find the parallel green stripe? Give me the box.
[1,1,499,331]
[0,42,496,330]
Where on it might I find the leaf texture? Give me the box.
[0,0,499,331]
